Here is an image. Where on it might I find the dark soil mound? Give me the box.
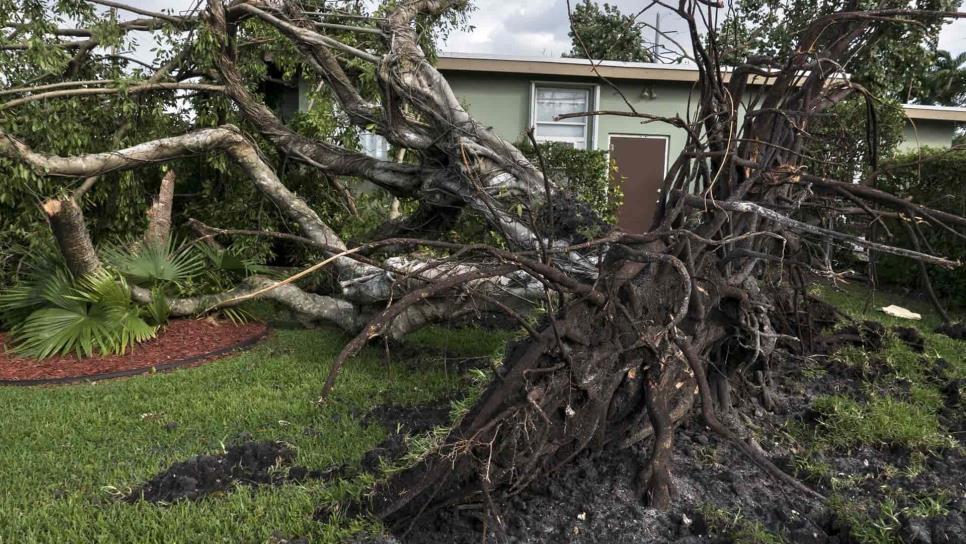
[893,325,925,352]
[359,402,452,473]
[816,320,885,354]
[127,441,327,504]
[398,428,831,544]
[936,321,966,340]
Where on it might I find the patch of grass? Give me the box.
[791,452,869,491]
[830,496,902,544]
[813,283,965,381]
[806,283,963,455]
[811,395,955,452]
[700,504,786,544]
[404,324,514,358]
[829,492,950,544]
[0,324,507,543]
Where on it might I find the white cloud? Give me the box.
[116,1,966,62]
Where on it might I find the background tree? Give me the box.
[720,0,961,102]
[564,0,655,62]
[918,49,966,105]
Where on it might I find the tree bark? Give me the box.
[42,198,101,278]
[145,169,177,246]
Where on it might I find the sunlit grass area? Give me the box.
[0,324,510,543]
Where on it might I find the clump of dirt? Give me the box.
[358,402,452,473]
[126,441,329,504]
[816,320,885,354]
[936,321,966,340]
[893,325,926,352]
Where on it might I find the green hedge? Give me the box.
[516,140,620,223]
[876,147,966,307]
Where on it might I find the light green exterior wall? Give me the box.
[445,71,692,166]
[443,70,957,162]
[446,72,531,143]
[899,120,956,151]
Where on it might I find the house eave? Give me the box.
[901,104,966,122]
[438,52,805,86]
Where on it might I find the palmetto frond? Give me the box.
[197,244,269,278]
[103,238,204,287]
[3,268,157,359]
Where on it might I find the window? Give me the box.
[532,86,593,149]
[360,132,390,160]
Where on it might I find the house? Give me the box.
[282,52,965,233]
[433,52,966,233]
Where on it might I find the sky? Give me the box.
[128,0,966,60]
[438,0,966,59]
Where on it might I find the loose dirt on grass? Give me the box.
[0,319,268,384]
[126,441,334,504]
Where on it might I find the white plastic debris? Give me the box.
[880,305,922,320]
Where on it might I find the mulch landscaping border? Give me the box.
[0,328,270,387]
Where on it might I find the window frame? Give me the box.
[529,82,599,150]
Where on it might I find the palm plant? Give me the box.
[197,244,269,278]
[0,266,157,359]
[917,50,966,106]
[102,237,204,288]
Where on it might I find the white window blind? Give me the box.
[360,132,390,160]
[533,87,591,149]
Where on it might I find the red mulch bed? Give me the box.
[0,319,269,384]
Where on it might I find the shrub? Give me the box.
[515,140,620,224]
[876,147,966,306]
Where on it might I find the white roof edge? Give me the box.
[901,103,966,113]
[439,51,706,72]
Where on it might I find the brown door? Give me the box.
[610,136,667,234]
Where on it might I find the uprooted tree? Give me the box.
[2,0,966,531]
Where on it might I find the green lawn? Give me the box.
[0,324,510,543]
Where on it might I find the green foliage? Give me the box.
[876,147,966,306]
[142,287,171,327]
[719,0,961,102]
[0,266,157,359]
[516,140,620,224]
[564,1,655,62]
[804,97,907,180]
[918,50,966,106]
[197,243,268,279]
[103,238,205,288]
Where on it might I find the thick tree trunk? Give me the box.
[145,169,177,246]
[42,198,101,278]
